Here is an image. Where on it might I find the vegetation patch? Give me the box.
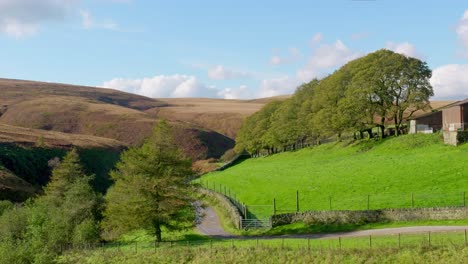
[201,134,468,219]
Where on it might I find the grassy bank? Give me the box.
[57,232,468,264]
[201,134,468,218]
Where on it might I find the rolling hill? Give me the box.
[0,78,282,199]
[201,134,468,218]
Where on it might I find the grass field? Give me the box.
[55,230,468,264]
[201,133,468,218]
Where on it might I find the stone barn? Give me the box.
[409,98,468,145]
[409,111,442,134]
[441,98,468,145]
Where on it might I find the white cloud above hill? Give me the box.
[102,75,218,98]
[430,64,468,100]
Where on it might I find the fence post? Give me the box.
[463,192,466,207]
[411,193,414,208]
[308,238,310,251]
[273,198,276,215]
[369,235,372,249]
[398,233,401,249]
[339,237,342,250]
[296,190,300,212]
[428,232,431,247]
[210,240,213,249]
[245,205,248,219]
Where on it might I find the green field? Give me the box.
[56,230,468,264]
[201,134,468,218]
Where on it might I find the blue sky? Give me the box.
[1,0,468,99]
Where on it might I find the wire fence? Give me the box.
[59,230,468,253]
[199,180,467,219]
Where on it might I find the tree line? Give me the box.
[235,49,434,156]
[0,121,195,263]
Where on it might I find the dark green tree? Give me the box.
[103,120,195,242]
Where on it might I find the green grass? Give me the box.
[57,231,468,263]
[262,219,468,235]
[200,134,468,218]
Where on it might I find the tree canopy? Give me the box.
[236,49,434,155]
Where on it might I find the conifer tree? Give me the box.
[103,120,195,241]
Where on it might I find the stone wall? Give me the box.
[199,188,243,229]
[271,207,468,227]
[443,131,458,145]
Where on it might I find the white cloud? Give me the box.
[297,40,361,82]
[207,65,252,80]
[269,47,301,65]
[258,76,301,98]
[0,0,75,37]
[217,85,252,99]
[386,41,424,59]
[430,64,468,100]
[310,32,323,45]
[79,9,118,30]
[102,75,218,98]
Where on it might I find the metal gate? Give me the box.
[240,218,272,229]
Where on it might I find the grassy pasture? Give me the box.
[56,230,468,264]
[201,134,468,218]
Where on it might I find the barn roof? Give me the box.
[442,98,468,108]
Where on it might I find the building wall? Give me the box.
[442,105,462,131]
[462,104,468,130]
[414,111,442,132]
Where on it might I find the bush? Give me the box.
[73,219,100,245]
[0,201,13,216]
[220,149,237,162]
[457,130,468,144]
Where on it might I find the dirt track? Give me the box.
[196,206,468,240]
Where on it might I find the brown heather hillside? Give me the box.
[0,123,127,149]
[152,98,268,139]
[0,78,236,161]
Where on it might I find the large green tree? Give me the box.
[103,121,194,242]
[348,49,433,136]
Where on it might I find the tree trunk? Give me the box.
[394,114,399,136]
[378,125,385,138]
[380,116,386,138]
[155,221,162,242]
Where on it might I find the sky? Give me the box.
[1,0,468,100]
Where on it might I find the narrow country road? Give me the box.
[196,206,233,237]
[196,206,468,240]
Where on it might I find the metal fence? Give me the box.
[58,229,468,253]
[201,179,467,220]
[200,181,272,229]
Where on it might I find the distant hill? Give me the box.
[0,78,235,160]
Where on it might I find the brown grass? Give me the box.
[0,123,126,149]
[151,97,286,139]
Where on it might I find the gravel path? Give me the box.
[196,206,233,237]
[196,205,468,239]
